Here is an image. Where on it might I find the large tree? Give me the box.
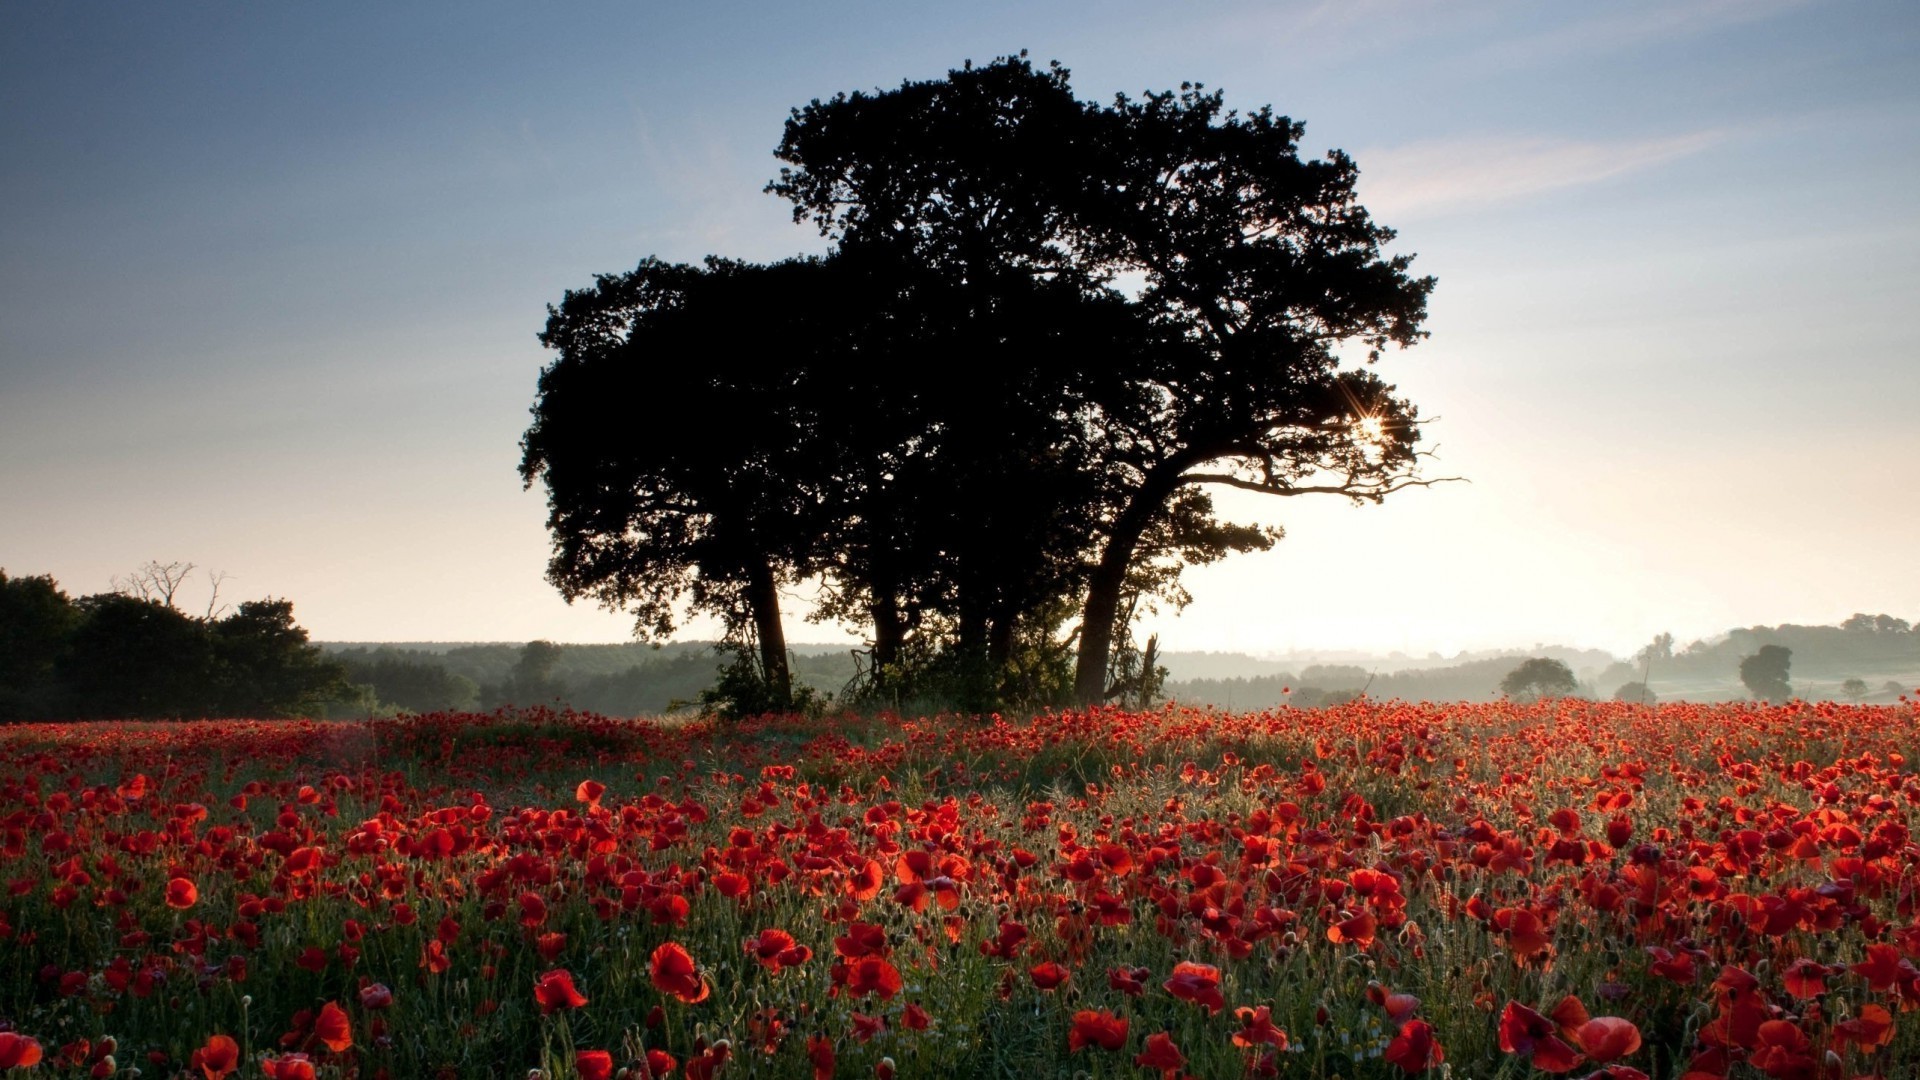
[771,56,1440,703]
[523,256,846,704]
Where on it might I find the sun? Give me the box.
[1353,415,1387,442]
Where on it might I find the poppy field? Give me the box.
[1,698,1916,1079]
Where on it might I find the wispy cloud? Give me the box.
[1482,0,1816,66]
[1356,130,1725,219]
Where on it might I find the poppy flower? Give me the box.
[165,877,198,909]
[837,955,903,1000]
[646,1048,677,1077]
[1068,1010,1129,1052]
[1831,1003,1894,1051]
[1232,1005,1288,1049]
[807,1035,835,1080]
[1499,1002,1582,1073]
[902,1003,930,1031]
[1383,1020,1444,1074]
[851,1012,886,1042]
[1573,1018,1641,1064]
[1781,958,1832,999]
[1328,910,1377,947]
[262,1054,317,1080]
[746,928,812,973]
[358,983,392,1010]
[1029,961,1070,990]
[314,1001,352,1052]
[1109,965,1150,996]
[576,1050,614,1080]
[195,1034,239,1080]
[518,892,548,928]
[534,968,588,1014]
[650,942,710,1004]
[575,779,605,806]
[0,1033,44,1069]
[1163,961,1225,1014]
[1135,1032,1185,1077]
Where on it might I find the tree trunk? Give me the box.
[869,593,905,671]
[747,559,791,706]
[1072,461,1192,706]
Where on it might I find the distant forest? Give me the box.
[316,613,1917,717]
[4,563,1911,719]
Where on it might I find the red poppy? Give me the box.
[1328,910,1377,947]
[746,928,812,973]
[834,922,889,959]
[1232,1005,1288,1049]
[195,1034,238,1080]
[1384,1020,1445,1074]
[1573,1018,1641,1064]
[650,942,710,1004]
[837,955,903,1000]
[358,983,392,1010]
[1109,965,1150,996]
[261,1054,316,1080]
[1135,1032,1185,1077]
[1163,961,1225,1014]
[534,968,589,1014]
[314,1001,352,1052]
[1781,958,1832,999]
[807,1035,835,1080]
[165,877,198,910]
[0,1033,44,1069]
[851,1012,886,1042]
[1029,961,1070,990]
[1492,907,1554,963]
[576,1050,614,1080]
[518,892,548,928]
[575,779,605,806]
[1068,1009,1129,1052]
[646,1048,677,1077]
[1499,1002,1582,1073]
[420,939,451,974]
[1831,1003,1895,1051]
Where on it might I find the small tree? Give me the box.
[1613,681,1657,705]
[1840,677,1869,701]
[1500,658,1578,703]
[1738,644,1793,704]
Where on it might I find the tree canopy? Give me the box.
[524,55,1442,711]
[1740,644,1794,704]
[0,566,345,721]
[1500,658,1579,702]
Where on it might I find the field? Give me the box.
[1,700,1916,1079]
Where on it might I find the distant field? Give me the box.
[1,700,1915,1078]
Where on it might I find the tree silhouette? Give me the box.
[1739,644,1793,704]
[771,56,1441,704]
[1500,658,1578,703]
[532,55,1445,711]
[524,257,853,705]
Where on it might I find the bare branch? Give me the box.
[204,569,231,621]
[1181,472,1466,502]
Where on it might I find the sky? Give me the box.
[2,0,1916,659]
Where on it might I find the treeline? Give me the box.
[1166,657,1565,709]
[0,568,345,721]
[322,642,860,718]
[1163,614,1918,708]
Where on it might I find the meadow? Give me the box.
[0,698,1914,1079]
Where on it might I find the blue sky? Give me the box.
[3,0,1916,656]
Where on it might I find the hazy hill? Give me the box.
[316,614,1915,716]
